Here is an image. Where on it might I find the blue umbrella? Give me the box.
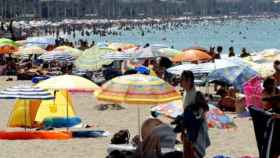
[207,66,258,91]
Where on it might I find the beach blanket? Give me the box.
[151,101,236,129]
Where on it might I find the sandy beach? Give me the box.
[0,77,258,158]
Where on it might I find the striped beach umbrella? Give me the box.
[75,46,114,71]
[102,51,132,60]
[96,74,181,105]
[38,51,75,62]
[0,86,54,100]
[95,74,181,135]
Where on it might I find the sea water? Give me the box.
[61,17,280,54]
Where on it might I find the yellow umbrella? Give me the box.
[35,75,100,92]
[53,46,82,58]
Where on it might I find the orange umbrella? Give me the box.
[0,45,18,54]
[173,49,212,63]
[182,47,209,53]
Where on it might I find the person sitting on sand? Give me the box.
[134,118,177,158]
[217,87,236,111]
[239,48,251,58]
[228,47,235,57]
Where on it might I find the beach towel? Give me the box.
[249,107,280,158]
[43,117,81,128]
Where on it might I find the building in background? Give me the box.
[0,0,278,20]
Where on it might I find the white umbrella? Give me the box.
[167,59,239,75]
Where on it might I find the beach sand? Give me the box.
[0,77,258,158]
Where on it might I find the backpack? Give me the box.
[111,130,130,144]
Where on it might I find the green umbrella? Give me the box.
[75,46,115,71]
[0,38,18,47]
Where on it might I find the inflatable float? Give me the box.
[0,131,72,140]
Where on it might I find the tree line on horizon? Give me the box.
[0,0,279,20]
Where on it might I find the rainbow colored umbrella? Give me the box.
[95,74,181,105]
[151,100,236,129]
[75,46,114,71]
[95,74,181,134]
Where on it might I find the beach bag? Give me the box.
[111,130,130,144]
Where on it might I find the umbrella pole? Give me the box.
[137,105,141,140]
[24,100,27,132]
[137,105,143,158]
[66,90,69,131]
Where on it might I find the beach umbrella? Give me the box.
[0,86,54,130]
[151,101,236,129]
[182,47,209,53]
[14,46,47,55]
[158,48,183,58]
[108,42,136,51]
[95,74,181,135]
[53,46,82,58]
[133,46,161,59]
[102,52,132,60]
[38,51,75,62]
[250,49,280,63]
[207,66,258,91]
[0,38,18,54]
[75,46,114,71]
[35,75,100,92]
[173,49,212,63]
[26,37,56,48]
[0,38,17,46]
[167,59,238,75]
